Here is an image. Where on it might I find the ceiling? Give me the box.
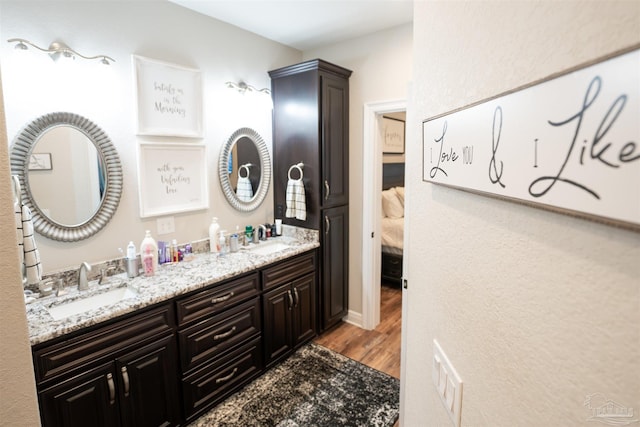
[169,0,414,51]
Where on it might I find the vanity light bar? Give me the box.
[7,38,115,65]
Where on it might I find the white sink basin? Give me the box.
[244,241,292,256]
[47,287,138,320]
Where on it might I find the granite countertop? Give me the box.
[26,231,318,346]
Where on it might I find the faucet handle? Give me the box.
[98,266,116,285]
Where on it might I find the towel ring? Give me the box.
[288,162,304,181]
[238,163,252,179]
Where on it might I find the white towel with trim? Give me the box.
[16,203,42,286]
[285,178,306,221]
[236,176,254,202]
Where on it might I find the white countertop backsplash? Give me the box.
[26,227,319,346]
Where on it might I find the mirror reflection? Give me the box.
[29,126,105,226]
[218,127,271,212]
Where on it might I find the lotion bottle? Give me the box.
[140,230,158,272]
[209,217,220,253]
[143,247,154,276]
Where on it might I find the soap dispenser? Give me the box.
[140,230,158,272]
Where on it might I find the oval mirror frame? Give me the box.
[218,127,271,212]
[10,112,123,242]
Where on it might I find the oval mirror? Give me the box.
[10,112,123,242]
[218,128,271,212]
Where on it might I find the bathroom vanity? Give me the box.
[26,232,319,426]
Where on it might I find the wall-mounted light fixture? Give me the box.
[7,38,115,65]
[225,81,271,95]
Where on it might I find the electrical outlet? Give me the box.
[157,216,175,235]
[433,339,463,427]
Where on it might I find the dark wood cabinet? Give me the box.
[35,305,180,427]
[321,205,349,329]
[270,59,351,332]
[262,251,317,367]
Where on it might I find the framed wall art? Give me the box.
[133,55,203,138]
[383,117,405,154]
[137,143,209,218]
[29,153,52,170]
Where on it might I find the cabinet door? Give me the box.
[263,285,294,366]
[321,205,349,330]
[117,335,180,427]
[39,362,120,427]
[321,73,349,208]
[292,273,317,347]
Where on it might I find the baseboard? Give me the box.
[344,310,363,328]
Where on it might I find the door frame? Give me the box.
[361,99,407,330]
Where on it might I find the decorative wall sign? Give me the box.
[423,47,640,228]
[29,153,52,170]
[137,143,208,217]
[133,55,203,137]
[383,117,405,154]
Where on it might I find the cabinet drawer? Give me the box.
[176,272,260,326]
[262,251,316,290]
[33,304,174,384]
[382,253,402,276]
[178,298,261,373]
[182,338,262,421]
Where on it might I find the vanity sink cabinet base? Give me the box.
[32,250,320,426]
[34,304,180,427]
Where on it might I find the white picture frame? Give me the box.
[383,117,405,154]
[137,143,209,218]
[133,55,203,138]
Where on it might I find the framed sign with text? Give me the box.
[423,47,640,228]
[137,143,209,218]
[133,55,203,138]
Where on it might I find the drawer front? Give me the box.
[33,304,174,384]
[382,253,402,277]
[178,297,261,373]
[262,250,316,290]
[176,272,260,326]
[182,338,262,421]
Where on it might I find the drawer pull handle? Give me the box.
[325,216,330,234]
[287,290,294,310]
[121,367,130,397]
[293,287,299,307]
[211,291,234,304]
[214,326,237,341]
[215,367,238,384]
[107,373,116,405]
[324,180,330,200]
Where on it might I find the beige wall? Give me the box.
[1,0,301,273]
[403,1,639,426]
[304,24,413,315]
[0,72,41,426]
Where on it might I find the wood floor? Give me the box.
[314,283,402,379]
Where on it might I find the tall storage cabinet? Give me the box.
[269,59,352,332]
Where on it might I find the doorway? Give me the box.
[362,100,407,330]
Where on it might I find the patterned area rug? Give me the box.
[191,343,400,426]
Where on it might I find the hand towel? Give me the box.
[285,178,307,221]
[17,203,42,286]
[236,176,254,202]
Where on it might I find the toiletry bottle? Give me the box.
[143,247,154,277]
[218,231,227,256]
[209,217,220,253]
[172,239,179,262]
[140,230,158,271]
[126,241,136,259]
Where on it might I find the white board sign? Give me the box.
[137,143,209,218]
[423,48,640,228]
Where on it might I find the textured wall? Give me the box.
[1,0,301,272]
[0,72,41,426]
[403,1,639,426]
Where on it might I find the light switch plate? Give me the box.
[157,216,175,235]
[433,339,463,427]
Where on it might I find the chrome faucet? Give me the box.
[258,224,267,241]
[78,262,92,291]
